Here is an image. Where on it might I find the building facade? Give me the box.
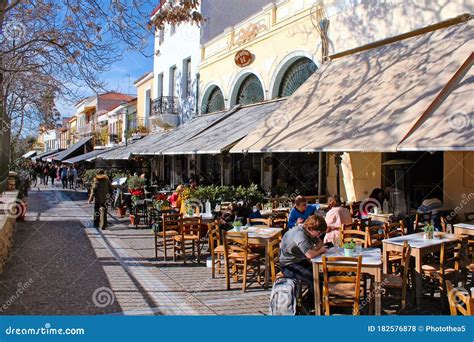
[134,72,154,131]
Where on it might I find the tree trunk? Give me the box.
[0,0,9,192]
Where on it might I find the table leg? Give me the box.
[264,244,269,288]
[313,263,321,315]
[382,243,389,274]
[375,268,382,316]
[414,249,423,308]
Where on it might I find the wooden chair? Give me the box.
[271,215,288,232]
[322,255,363,315]
[382,241,412,311]
[268,234,282,284]
[384,221,406,272]
[465,212,474,223]
[446,280,474,315]
[155,213,181,261]
[208,221,225,278]
[414,211,432,232]
[342,221,362,231]
[422,238,467,300]
[223,231,261,291]
[341,229,367,247]
[366,226,385,248]
[247,217,270,227]
[173,216,202,264]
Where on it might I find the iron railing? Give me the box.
[151,96,179,116]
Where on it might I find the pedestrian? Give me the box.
[43,164,50,185]
[69,165,77,189]
[61,165,68,189]
[49,164,57,186]
[88,170,110,229]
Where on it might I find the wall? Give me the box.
[327,152,381,202]
[0,191,18,274]
[153,10,202,124]
[199,0,472,110]
[443,151,474,217]
[135,75,154,129]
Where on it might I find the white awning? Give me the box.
[398,58,473,151]
[22,150,37,159]
[163,100,285,155]
[230,19,473,153]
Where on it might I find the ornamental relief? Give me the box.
[232,22,268,47]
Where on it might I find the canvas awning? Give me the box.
[398,56,473,151]
[63,147,117,164]
[33,149,62,161]
[22,150,37,159]
[133,111,231,156]
[230,18,473,154]
[52,137,93,162]
[163,100,285,155]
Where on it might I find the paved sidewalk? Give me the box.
[0,185,270,315]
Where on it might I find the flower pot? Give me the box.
[234,226,241,232]
[130,214,139,225]
[117,207,126,217]
[344,248,355,257]
[423,232,434,239]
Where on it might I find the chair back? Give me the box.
[341,229,366,247]
[271,216,288,231]
[322,255,363,315]
[384,221,405,239]
[343,221,362,231]
[414,211,432,231]
[366,226,385,248]
[268,234,282,283]
[446,280,474,315]
[224,231,249,256]
[400,241,411,307]
[358,217,372,230]
[181,216,201,234]
[208,221,221,255]
[247,217,270,227]
[162,213,182,233]
[465,212,474,223]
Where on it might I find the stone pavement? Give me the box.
[0,185,270,315]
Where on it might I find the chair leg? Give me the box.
[197,241,201,264]
[225,258,230,290]
[242,260,248,292]
[182,240,186,264]
[257,260,261,285]
[163,236,168,261]
[172,239,176,262]
[154,234,158,259]
[211,252,215,278]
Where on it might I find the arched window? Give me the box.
[278,58,317,98]
[236,74,264,105]
[202,86,225,114]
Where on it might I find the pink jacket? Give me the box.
[324,207,352,243]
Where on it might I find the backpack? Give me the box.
[269,277,301,315]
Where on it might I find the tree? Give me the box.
[0,0,202,191]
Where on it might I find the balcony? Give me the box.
[151,96,179,128]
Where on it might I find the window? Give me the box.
[157,73,164,97]
[145,89,151,124]
[158,29,164,45]
[183,58,192,97]
[278,58,317,98]
[236,74,264,105]
[169,66,177,97]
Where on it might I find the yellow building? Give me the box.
[68,116,77,145]
[133,72,154,131]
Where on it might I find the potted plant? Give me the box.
[233,220,242,232]
[343,240,356,257]
[423,224,435,239]
[127,175,145,192]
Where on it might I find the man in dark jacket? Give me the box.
[88,170,110,229]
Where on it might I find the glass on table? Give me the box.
[355,242,363,254]
[333,236,341,255]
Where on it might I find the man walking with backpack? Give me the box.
[88,170,110,229]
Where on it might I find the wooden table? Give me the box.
[229,226,282,287]
[368,213,394,224]
[383,232,459,307]
[312,248,382,315]
[454,223,474,236]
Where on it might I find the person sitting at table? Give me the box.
[248,204,263,219]
[287,195,320,229]
[280,214,327,307]
[168,185,184,208]
[324,196,352,244]
[218,203,239,238]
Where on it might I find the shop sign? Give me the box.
[234,50,253,67]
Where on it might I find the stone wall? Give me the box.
[0,191,18,274]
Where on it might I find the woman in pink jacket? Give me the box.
[324,196,352,244]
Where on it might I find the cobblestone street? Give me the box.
[0,185,270,315]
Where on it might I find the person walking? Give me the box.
[43,164,50,185]
[49,164,57,186]
[69,166,77,189]
[61,165,68,189]
[88,170,110,229]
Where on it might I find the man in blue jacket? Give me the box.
[288,195,320,229]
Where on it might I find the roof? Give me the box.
[231,17,473,153]
[398,55,474,151]
[52,136,93,161]
[63,147,117,164]
[134,72,154,86]
[33,149,62,161]
[22,151,37,159]
[164,100,285,155]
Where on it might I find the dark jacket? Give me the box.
[89,174,110,204]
